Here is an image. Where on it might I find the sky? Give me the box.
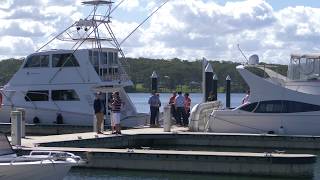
[0,0,320,64]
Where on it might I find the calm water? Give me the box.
[64,93,320,180]
[128,93,244,113]
[65,168,293,180]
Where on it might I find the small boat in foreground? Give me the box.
[0,133,81,180]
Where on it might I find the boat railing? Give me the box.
[189,101,223,132]
[102,73,130,82]
[10,151,82,164]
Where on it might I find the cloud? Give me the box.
[125,0,277,61]
[0,36,35,57]
[120,0,320,64]
[120,0,140,11]
[1,0,320,65]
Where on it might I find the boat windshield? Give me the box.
[288,54,320,80]
[0,133,14,156]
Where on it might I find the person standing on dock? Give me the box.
[175,91,185,126]
[155,93,161,127]
[111,91,123,135]
[148,91,161,127]
[93,92,105,134]
[169,91,177,121]
[184,93,191,126]
[242,90,250,104]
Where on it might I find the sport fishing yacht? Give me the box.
[208,54,320,135]
[0,1,148,126]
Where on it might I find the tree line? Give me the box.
[0,57,287,93]
[123,57,287,93]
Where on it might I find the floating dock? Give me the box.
[11,127,317,178]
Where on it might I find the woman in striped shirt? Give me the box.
[112,91,123,134]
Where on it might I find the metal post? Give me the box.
[163,105,171,132]
[11,111,22,146]
[213,74,218,101]
[151,71,158,92]
[205,63,213,102]
[16,108,26,138]
[226,75,231,109]
[202,58,208,102]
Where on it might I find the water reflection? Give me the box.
[65,168,294,180]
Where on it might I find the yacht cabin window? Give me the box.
[240,100,320,113]
[24,55,49,68]
[52,90,80,101]
[239,102,258,112]
[24,90,49,101]
[52,54,79,67]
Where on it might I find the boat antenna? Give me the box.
[120,0,171,45]
[237,44,249,64]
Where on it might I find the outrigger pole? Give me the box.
[119,0,171,46]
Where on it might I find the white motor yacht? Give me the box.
[208,54,320,135]
[0,133,81,180]
[0,1,147,126]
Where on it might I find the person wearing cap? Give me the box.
[93,92,105,134]
[111,91,123,134]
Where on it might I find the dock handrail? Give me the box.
[189,101,223,132]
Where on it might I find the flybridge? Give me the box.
[288,54,320,81]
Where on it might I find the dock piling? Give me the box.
[11,111,22,146]
[213,74,218,101]
[151,71,158,92]
[16,108,26,138]
[163,105,171,132]
[204,63,213,102]
[226,75,231,108]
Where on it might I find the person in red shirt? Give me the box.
[168,91,177,123]
[184,93,191,126]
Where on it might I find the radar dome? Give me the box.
[248,54,259,65]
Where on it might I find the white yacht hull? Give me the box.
[0,105,147,127]
[0,161,73,180]
[0,105,92,125]
[0,84,146,127]
[201,63,320,136]
[210,110,320,135]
